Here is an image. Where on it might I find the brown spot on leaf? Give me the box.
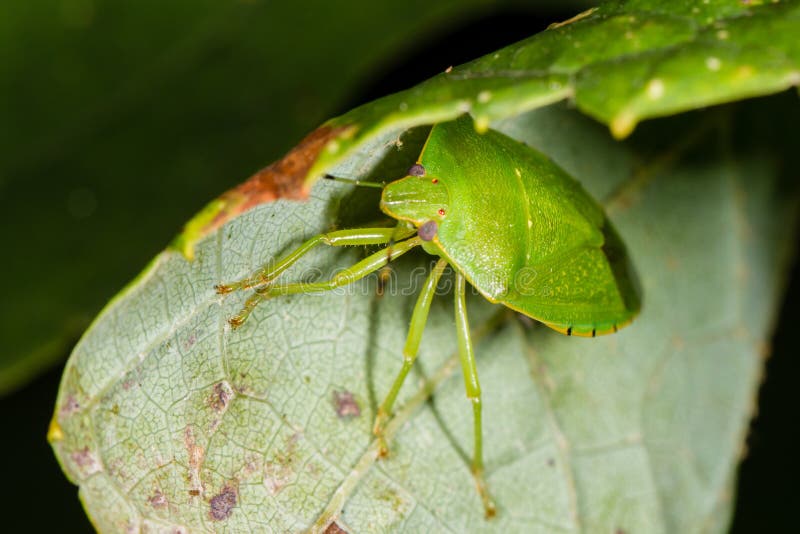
[209,381,233,412]
[332,390,361,419]
[148,490,168,509]
[60,395,80,417]
[189,489,201,497]
[209,485,237,521]
[183,331,197,351]
[70,447,102,475]
[324,522,348,534]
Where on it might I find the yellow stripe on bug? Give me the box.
[543,317,635,338]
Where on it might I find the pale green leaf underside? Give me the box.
[50,100,796,533]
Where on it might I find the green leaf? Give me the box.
[49,1,799,532]
[0,0,530,394]
[306,0,800,183]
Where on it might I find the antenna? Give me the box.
[323,174,385,189]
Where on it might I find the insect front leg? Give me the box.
[455,272,497,518]
[215,226,416,295]
[227,236,422,328]
[373,258,448,453]
[217,227,416,328]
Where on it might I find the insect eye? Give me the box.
[407,163,426,177]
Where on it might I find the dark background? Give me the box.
[1,4,797,532]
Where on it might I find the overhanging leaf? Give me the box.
[303,0,799,192]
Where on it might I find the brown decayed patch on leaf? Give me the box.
[209,484,238,521]
[172,124,350,260]
[60,394,80,417]
[324,521,348,534]
[209,125,345,233]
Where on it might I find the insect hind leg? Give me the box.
[373,258,448,451]
[455,272,497,518]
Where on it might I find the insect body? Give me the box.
[216,114,640,517]
[382,117,640,337]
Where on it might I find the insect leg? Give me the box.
[216,226,416,294]
[455,272,497,518]
[373,258,448,451]
[377,222,410,297]
[228,236,422,328]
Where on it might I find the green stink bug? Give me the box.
[216,114,641,516]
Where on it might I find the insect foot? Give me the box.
[376,441,389,459]
[372,409,388,436]
[372,411,391,458]
[228,315,246,329]
[214,283,234,295]
[472,467,497,519]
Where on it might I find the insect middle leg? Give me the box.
[216,225,416,294]
[373,258,448,450]
[227,236,422,328]
[455,271,497,518]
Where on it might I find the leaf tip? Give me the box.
[47,414,64,443]
[170,197,231,260]
[473,115,491,133]
[610,110,638,139]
